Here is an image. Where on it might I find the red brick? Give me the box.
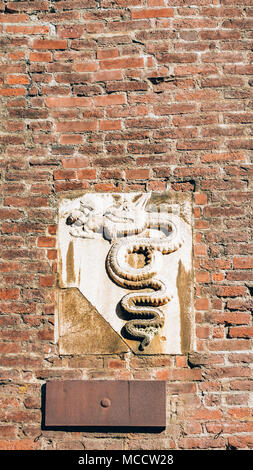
[60,134,83,145]
[46,97,92,108]
[179,437,225,450]
[125,169,150,180]
[94,70,123,82]
[148,181,167,191]
[6,1,49,11]
[0,208,24,220]
[195,298,209,310]
[131,8,174,19]
[33,39,67,50]
[56,121,97,132]
[195,193,208,205]
[212,273,225,282]
[37,237,56,248]
[0,440,39,450]
[99,57,144,70]
[0,262,21,273]
[62,157,89,169]
[228,327,253,338]
[94,94,126,107]
[209,339,251,351]
[200,152,244,163]
[94,183,121,192]
[0,289,20,300]
[29,52,52,62]
[148,0,165,5]
[86,21,104,34]
[97,48,119,60]
[37,329,54,341]
[39,275,55,287]
[77,169,96,180]
[74,62,98,72]
[196,271,210,283]
[0,342,21,353]
[47,249,57,260]
[6,25,49,34]
[107,359,127,369]
[210,313,251,325]
[216,286,247,297]
[53,169,77,180]
[57,25,84,38]
[157,52,197,64]
[7,51,25,61]
[0,425,18,438]
[0,14,29,22]
[173,114,218,127]
[233,258,253,269]
[228,436,253,449]
[0,88,27,96]
[5,74,28,85]
[194,244,207,256]
[4,196,48,208]
[99,120,122,131]
[196,326,210,339]
[228,408,253,420]
[189,407,223,421]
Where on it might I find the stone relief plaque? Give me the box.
[57,192,195,355]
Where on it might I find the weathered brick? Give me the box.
[125,169,150,180]
[39,275,55,287]
[46,97,92,108]
[6,25,49,35]
[131,8,174,19]
[57,25,84,38]
[56,121,98,132]
[62,157,89,168]
[0,440,39,450]
[233,258,253,269]
[228,327,253,338]
[37,237,56,248]
[94,94,126,106]
[33,39,67,50]
[0,289,20,300]
[0,0,252,452]
[215,286,248,297]
[30,52,52,62]
[77,169,96,180]
[99,57,144,70]
[99,120,122,131]
[0,13,29,22]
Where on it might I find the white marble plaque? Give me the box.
[57,192,195,355]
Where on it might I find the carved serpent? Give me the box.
[65,194,183,351]
[106,213,183,351]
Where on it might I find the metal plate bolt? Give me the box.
[100,398,111,408]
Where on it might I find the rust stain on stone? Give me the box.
[58,287,129,355]
[58,249,63,287]
[176,259,192,354]
[66,240,75,285]
[127,252,146,269]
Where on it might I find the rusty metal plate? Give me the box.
[45,380,166,428]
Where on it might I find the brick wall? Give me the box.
[0,0,252,450]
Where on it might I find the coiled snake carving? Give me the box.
[66,193,183,351]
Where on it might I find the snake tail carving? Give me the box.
[65,193,184,351]
[106,217,183,350]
